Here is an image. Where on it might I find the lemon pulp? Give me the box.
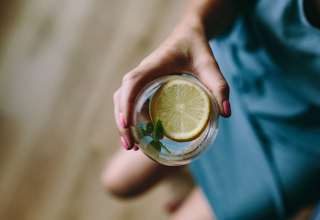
[150,78,211,141]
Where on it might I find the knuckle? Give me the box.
[215,81,229,94]
[122,71,140,84]
[138,57,150,66]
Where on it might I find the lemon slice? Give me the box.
[150,78,211,141]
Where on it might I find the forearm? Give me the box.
[183,0,243,38]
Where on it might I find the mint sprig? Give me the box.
[139,120,170,153]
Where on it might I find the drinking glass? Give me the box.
[131,73,219,166]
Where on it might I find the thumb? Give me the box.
[193,54,231,117]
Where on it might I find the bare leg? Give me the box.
[168,187,215,220]
[102,149,213,219]
[102,148,180,198]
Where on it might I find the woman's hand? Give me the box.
[113,17,231,150]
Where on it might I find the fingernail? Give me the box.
[120,136,129,150]
[133,144,139,151]
[222,100,231,117]
[119,113,127,128]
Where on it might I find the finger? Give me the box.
[193,53,231,117]
[113,89,134,150]
[119,55,181,131]
[113,89,121,130]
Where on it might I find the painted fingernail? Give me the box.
[120,136,129,150]
[119,113,127,128]
[133,144,139,151]
[222,100,231,117]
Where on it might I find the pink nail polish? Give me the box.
[120,136,129,150]
[119,113,127,128]
[222,100,231,117]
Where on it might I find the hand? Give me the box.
[113,17,231,150]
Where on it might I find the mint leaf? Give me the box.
[153,120,164,141]
[137,123,147,137]
[149,140,171,154]
[142,120,171,154]
[150,140,161,152]
[159,142,171,154]
[140,128,147,136]
[146,122,154,135]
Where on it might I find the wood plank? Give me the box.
[0,0,184,220]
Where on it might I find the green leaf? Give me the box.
[153,120,164,141]
[159,142,171,154]
[146,122,154,135]
[140,128,146,136]
[146,120,170,155]
[137,123,147,136]
[150,140,161,152]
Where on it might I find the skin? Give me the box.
[102,149,181,198]
[113,0,244,150]
[113,0,320,149]
[102,149,214,220]
[105,0,320,219]
[107,1,240,219]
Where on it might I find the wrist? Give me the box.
[176,14,206,37]
[181,0,240,38]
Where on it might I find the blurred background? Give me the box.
[0,0,185,219]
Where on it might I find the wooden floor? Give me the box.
[0,1,184,219]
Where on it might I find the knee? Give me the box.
[101,163,136,199]
[101,150,141,199]
[101,149,165,199]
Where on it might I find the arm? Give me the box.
[184,0,242,37]
[114,0,243,150]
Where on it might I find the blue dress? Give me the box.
[190,0,320,219]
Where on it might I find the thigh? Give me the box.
[168,188,215,220]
